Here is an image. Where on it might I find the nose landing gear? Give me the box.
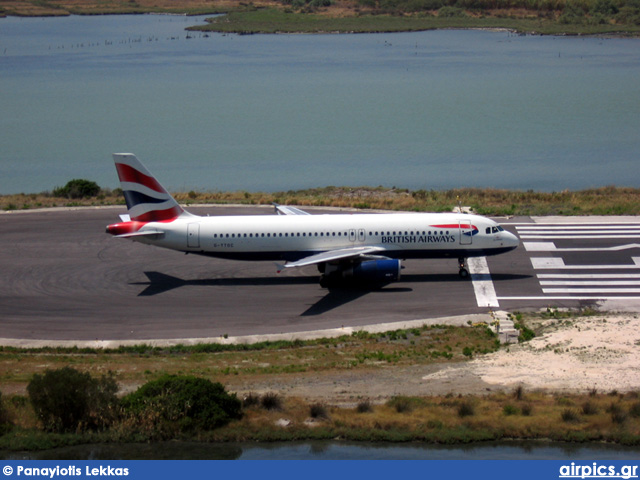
[458,257,469,279]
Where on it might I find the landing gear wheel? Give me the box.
[458,257,469,279]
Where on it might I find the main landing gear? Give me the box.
[458,257,469,279]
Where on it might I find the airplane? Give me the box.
[106,153,519,287]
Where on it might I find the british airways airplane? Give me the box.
[106,154,519,287]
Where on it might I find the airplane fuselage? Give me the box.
[106,153,519,285]
[116,212,517,262]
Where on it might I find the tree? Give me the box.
[27,367,118,432]
[53,179,100,199]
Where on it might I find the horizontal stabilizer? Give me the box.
[115,230,165,239]
[273,203,311,216]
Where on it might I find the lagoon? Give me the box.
[1,15,639,195]
[4,440,640,460]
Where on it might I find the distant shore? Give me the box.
[2,185,640,217]
[1,0,639,37]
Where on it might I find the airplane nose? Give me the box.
[507,231,520,249]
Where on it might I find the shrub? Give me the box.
[521,404,533,416]
[513,385,525,401]
[260,392,283,411]
[607,402,627,424]
[0,391,13,436]
[242,392,261,408]
[309,403,329,419]
[121,375,241,432]
[629,401,640,418]
[388,396,414,413]
[356,400,373,413]
[582,401,599,415]
[53,179,100,199]
[514,323,535,342]
[27,367,118,433]
[561,408,580,423]
[503,404,518,416]
[457,401,475,418]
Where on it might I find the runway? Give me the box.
[1,206,639,343]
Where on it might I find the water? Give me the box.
[1,15,639,194]
[4,441,640,460]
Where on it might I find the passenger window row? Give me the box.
[213,232,349,238]
[212,229,450,238]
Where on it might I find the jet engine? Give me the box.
[320,259,402,287]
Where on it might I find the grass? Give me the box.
[0,324,500,387]
[1,313,640,449]
[188,7,640,35]
[3,390,640,449]
[4,185,640,216]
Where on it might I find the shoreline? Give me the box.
[1,5,639,37]
[3,186,640,216]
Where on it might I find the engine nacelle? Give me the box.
[320,259,402,287]
[349,259,402,283]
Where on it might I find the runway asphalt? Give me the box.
[1,206,639,344]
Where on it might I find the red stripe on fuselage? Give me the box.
[115,162,165,194]
[432,224,477,230]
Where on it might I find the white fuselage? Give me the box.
[130,212,519,262]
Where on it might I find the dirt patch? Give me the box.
[226,314,640,405]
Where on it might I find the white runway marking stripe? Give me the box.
[538,273,640,279]
[498,296,640,300]
[468,257,499,308]
[540,280,640,286]
[523,242,640,252]
[520,234,640,239]
[517,225,640,230]
[518,230,640,234]
[531,257,640,269]
[543,288,640,294]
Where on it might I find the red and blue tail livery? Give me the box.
[106,153,518,286]
[113,153,185,223]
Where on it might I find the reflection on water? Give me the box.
[4,441,640,460]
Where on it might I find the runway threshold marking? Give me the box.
[498,221,640,303]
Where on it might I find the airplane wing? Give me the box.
[273,203,311,216]
[280,246,386,269]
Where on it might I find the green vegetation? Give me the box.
[1,0,639,35]
[27,367,118,433]
[3,370,640,449]
[52,179,101,199]
[121,375,242,435]
[1,314,640,450]
[189,6,640,35]
[4,185,640,216]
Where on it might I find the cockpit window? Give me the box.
[487,225,505,234]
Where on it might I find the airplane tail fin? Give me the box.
[112,153,188,222]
